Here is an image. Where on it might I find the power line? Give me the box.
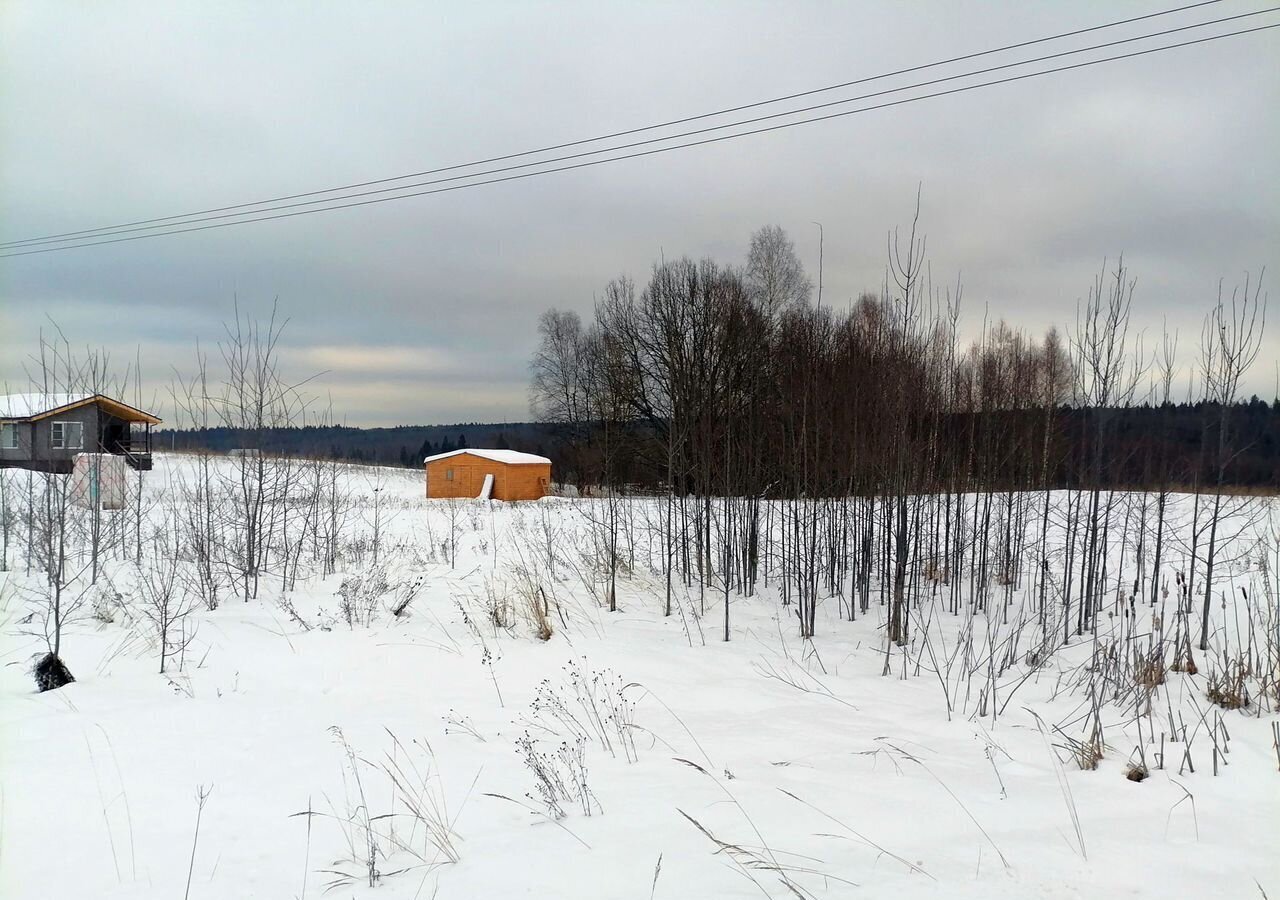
[0,0,1230,248]
[7,6,1273,252]
[7,22,1273,258]
[3,21,1276,258]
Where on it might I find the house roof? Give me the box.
[0,393,162,425]
[0,393,86,419]
[423,448,551,466]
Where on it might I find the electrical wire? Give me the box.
[0,0,1233,248]
[6,6,1273,252]
[3,19,1275,257]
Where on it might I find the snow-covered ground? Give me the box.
[1,455,1277,899]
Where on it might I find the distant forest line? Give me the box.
[156,422,556,469]
[156,399,1278,490]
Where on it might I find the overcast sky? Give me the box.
[2,1,1277,426]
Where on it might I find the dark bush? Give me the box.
[33,653,75,692]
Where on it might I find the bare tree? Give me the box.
[1069,257,1145,637]
[19,329,111,687]
[530,309,592,427]
[1148,324,1179,609]
[745,225,812,321]
[212,300,311,601]
[1197,271,1267,650]
[137,510,198,674]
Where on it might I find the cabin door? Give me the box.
[102,420,127,453]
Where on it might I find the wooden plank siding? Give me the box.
[424,453,551,501]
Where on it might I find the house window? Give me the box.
[445,468,455,481]
[51,421,84,450]
[0,423,17,450]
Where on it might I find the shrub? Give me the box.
[337,566,390,628]
[33,652,75,692]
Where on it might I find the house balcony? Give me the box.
[106,436,153,471]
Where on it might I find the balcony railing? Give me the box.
[98,438,151,456]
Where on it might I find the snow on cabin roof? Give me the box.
[0,392,162,424]
[423,448,551,466]
[0,393,92,420]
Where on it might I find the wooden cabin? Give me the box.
[424,449,551,501]
[0,393,161,473]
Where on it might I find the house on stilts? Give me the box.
[0,393,161,473]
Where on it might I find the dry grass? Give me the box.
[1206,658,1251,710]
[522,583,554,642]
[1136,653,1166,691]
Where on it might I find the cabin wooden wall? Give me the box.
[424,454,551,500]
[1,405,101,473]
[0,421,35,466]
[498,462,551,500]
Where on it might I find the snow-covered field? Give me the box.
[1,455,1277,899]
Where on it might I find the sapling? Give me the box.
[1197,273,1267,651]
[137,513,198,675]
[183,785,213,900]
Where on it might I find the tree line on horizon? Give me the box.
[154,399,1277,488]
[156,422,554,468]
